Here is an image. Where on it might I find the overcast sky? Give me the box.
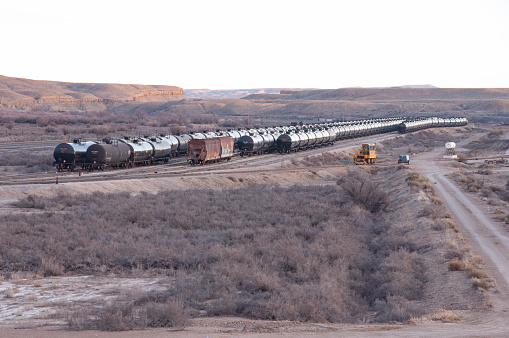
[1,0,508,89]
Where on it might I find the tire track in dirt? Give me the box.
[411,134,509,336]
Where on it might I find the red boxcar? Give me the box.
[187,136,234,165]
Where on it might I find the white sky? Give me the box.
[1,0,508,89]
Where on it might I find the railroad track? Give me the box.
[0,132,401,186]
[0,140,59,152]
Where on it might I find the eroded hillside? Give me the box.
[0,75,185,110]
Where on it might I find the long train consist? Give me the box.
[53,116,468,170]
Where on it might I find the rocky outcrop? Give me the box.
[0,75,186,110]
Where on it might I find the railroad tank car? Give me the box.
[324,128,336,144]
[188,132,206,139]
[204,131,220,138]
[298,130,310,149]
[341,125,352,139]
[330,124,341,139]
[336,125,347,139]
[175,134,193,155]
[260,132,277,152]
[146,136,174,163]
[187,136,234,165]
[276,132,301,153]
[223,129,243,148]
[164,135,180,157]
[122,138,153,165]
[238,133,265,156]
[84,139,131,170]
[397,117,467,134]
[315,127,326,143]
[304,129,317,148]
[347,125,358,138]
[53,139,96,171]
[351,124,362,137]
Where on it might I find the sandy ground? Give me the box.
[2,131,509,337]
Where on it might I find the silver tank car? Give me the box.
[164,135,180,157]
[146,136,173,163]
[296,131,309,149]
[313,129,325,146]
[223,129,243,148]
[122,138,154,165]
[175,134,193,155]
[303,129,317,148]
[259,132,277,152]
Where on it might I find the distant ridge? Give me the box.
[184,86,438,99]
[396,84,438,88]
[0,75,185,109]
[185,88,312,99]
[242,87,509,101]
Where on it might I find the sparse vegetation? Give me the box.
[406,171,435,193]
[290,151,352,166]
[425,309,462,323]
[0,150,54,173]
[452,126,509,229]
[1,169,482,327]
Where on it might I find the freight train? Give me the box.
[53,116,468,170]
[397,117,468,133]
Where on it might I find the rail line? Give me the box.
[0,140,58,152]
[0,132,400,186]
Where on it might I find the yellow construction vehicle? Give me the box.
[354,143,377,165]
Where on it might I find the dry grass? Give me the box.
[448,258,464,271]
[0,171,439,325]
[0,168,492,328]
[425,309,462,322]
[406,171,435,193]
[471,277,491,291]
[447,256,490,291]
[3,287,18,298]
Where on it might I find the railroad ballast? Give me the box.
[53,116,468,170]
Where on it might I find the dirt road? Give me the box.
[408,135,509,336]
